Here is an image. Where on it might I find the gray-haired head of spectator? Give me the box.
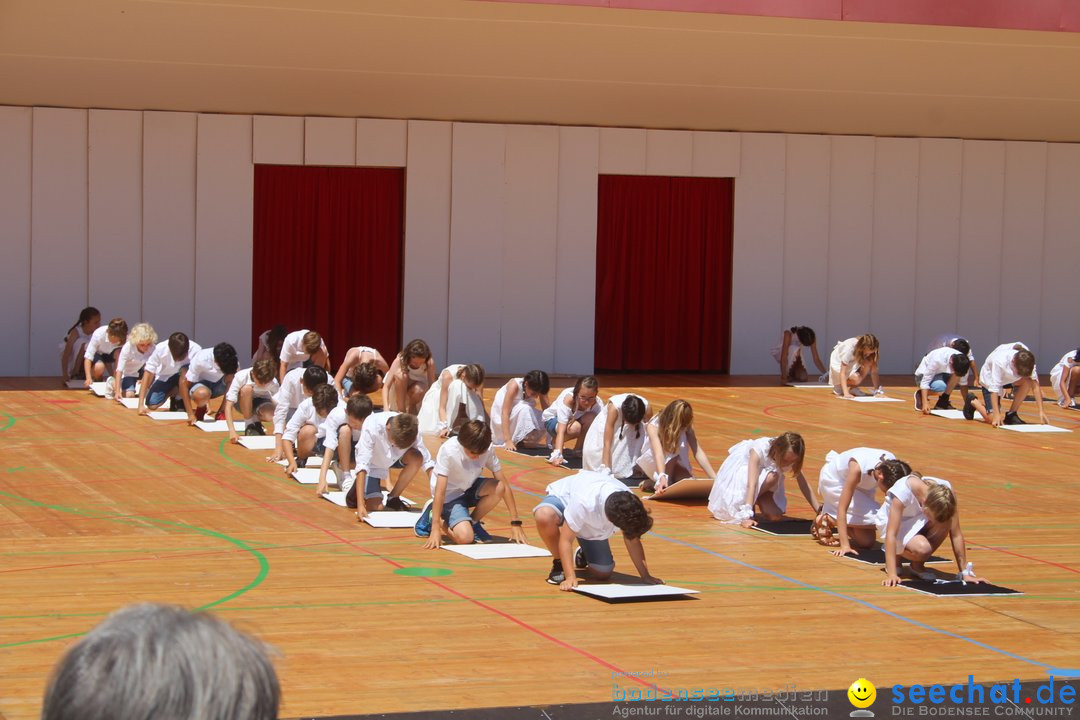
[41,603,279,720]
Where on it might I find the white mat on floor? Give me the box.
[322,491,348,507]
[238,436,277,450]
[147,411,189,420]
[275,456,320,468]
[442,543,550,559]
[118,397,141,409]
[787,383,831,388]
[844,396,902,403]
[931,409,984,420]
[89,382,108,397]
[361,511,422,528]
[572,583,699,599]
[1000,424,1070,433]
[195,420,246,432]
[292,468,323,484]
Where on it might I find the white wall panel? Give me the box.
[88,110,142,326]
[501,125,559,373]
[645,130,692,176]
[599,128,646,175]
[554,127,600,375]
[913,138,962,359]
[447,123,505,371]
[195,114,253,358]
[30,108,88,374]
[692,132,740,178]
[142,111,197,337]
[999,142,1046,350]
[356,118,407,167]
[304,117,355,166]
[730,133,785,374]
[253,115,303,165]
[1041,143,1080,364]
[869,138,919,374]
[0,107,32,376]
[957,141,1005,360]
[826,135,875,350]
[403,121,452,365]
[782,135,830,338]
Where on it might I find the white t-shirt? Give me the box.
[185,347,225,384]
[980,342,1038,394]
[280,330,327,366]
[320,404,357,452]
[282,398,330,444]
[116,341,154,378]
[914,347,963,388]
[144,339,202,380]
[226,368,279,404]
[545,471,630,541]
[541,387,603,425]
[430,438,501,502]
[354,411,435,478]
[83,326,121,361]
[272,367,308,435]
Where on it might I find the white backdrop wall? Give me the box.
[1,104,1077,377]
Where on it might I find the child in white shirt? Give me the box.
[282,384,339,475]
[278,329,330,382]
[138,333,202,414]
[82,318,128,387]
[112,323,157,401]
[224,359,280,443]
[315,394,374,496]
[348,412,433,517]
[268,366,329,462]
[180,343,239,425]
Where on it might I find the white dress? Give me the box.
[417,364,486,435]
[874,476,953,548]
[60,325,93,378]
[817,447,895,525]
[1050,351,1077,402]
[633,416,690,480]
[769,341,803,368]
[707,437,785,522]
[581,393,649,479]
[490,378,546,447]
[828,337,860,386]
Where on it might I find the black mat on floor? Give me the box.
[900,579,1022,596]
[751,519,812,536]
[843,545,949,565]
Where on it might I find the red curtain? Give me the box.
[595,175,733,372]
[252,165,404,363]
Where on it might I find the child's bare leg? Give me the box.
[336,426,353,471]
[296,425,317,460]
[91,361,108,381]
[533,506,562,555]
[1008,377,1034,414]
[406,382,425,415]
[470,478,502,523]
[790,363,808,383]
[969,394,993,424]
[572,414,597,451]
[387,448,422,500]
[848,525,877,549]
[755,473,783,521]
[191,385,212,412]
[447,519,475,545]
[902,523,948,574]
[519,428,549,449]
[665,459,691,483]
[236,385,254,418]
[1067,366,1080,399]
[450,402,469,433]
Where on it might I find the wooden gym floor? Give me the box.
[1,375,1078,719]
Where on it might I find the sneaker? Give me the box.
[245,422,265,436]
[384,495,408,511]
[414,500,433,538]
[574,546,588,570]
[193,406,207,422]
[913,390,923,411]
[934,394,954,410]
[546,559,565,585]
[472,521,494,543]
[104,376,116,395]
[962,392,976,421]
[1003,411,1026,425]
[169,397,184,411]
[213,408,226,421]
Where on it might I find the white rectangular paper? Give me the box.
[292,468,323,484]
[931,409,984,420]
[845,396,902,403]
[238,436,277,450]
[788,383,831,388]
[442,543,551,559]
[195,420,246,432]
[119,397,141,409]
[322,491,348,507]
[361,511,422,528]
[147,411,189,421]
[89,382,108,397]
[1000,424,1070,433]
[275,456,320,468]
[572,583,699,599]
[319,491,414,508]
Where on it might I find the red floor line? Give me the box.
[967,542,1080,575]
[25,401,658,689]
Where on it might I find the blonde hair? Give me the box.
[128,323,157,347]
[855,334,880,365]
[923,479,957,524]
[657,400,693,454]
[301,331,322,354]
[768,431,805,474]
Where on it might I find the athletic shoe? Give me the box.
[574,546,588,570]
[546,559,565,585]
[913,390,923,411]
[245,422,265,436]
[472,521,494,543]
[193,406,207,422]
[962,393,976,421]
[384,495,408,511]
[1003,411,1026,425]
[104,376,116,395]
[169,397,184,411]
[214,409,226,421]
[414,500,433,538]
[933,394,955,410]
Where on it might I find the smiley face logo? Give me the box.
[848,678,876,709]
